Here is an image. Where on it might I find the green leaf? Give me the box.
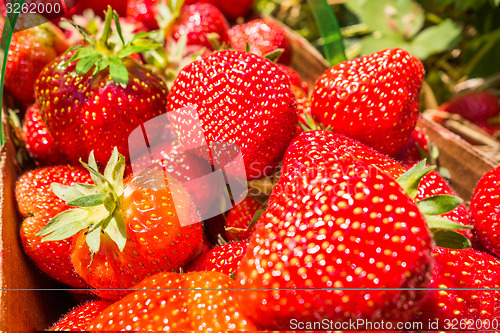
[229,272,236,279]
[417,194,462,216]
[86,223,102,254]
[74,183,99,196]
[396,160,434,200]
[264,49,284,63]
[247,206,266,230]
[104,214,128,252]
[75,54,101,75]
[51,183,85,203]
[103,147,125,195]
[359,35,410,56]
[307,0,346,65]
[432,230,472,249]
[109,56,129,87]
[411,19,461,59]
[37,209,89,239]
[67,193,109,207]
[426,216,473,230]
[113,10,125,46]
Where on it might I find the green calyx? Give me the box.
[156,0,184,32]
[396,160,472,249]
[36,147,128,254]
[63,6,162,87]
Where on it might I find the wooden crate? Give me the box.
[0,15,497,332]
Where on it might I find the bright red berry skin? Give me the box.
[225,196,261,241]
[311,48,425,156]
[88,271,256,331]
[415,247,500,330]
[186,241,248,275]
[470,165,500,256]
[170,3,230,51]
[167,50,298,180]
[228,19,292,65]
[278,64,309,95]
[35,52,169,167]
[236,158,434,329]
[49,300,112,331]
[15,166,92,288]
[394,127,429,167]
[4,19,69,105]
[126,0,160,31]
[23,103,69,166]
[185,0,255,19]
[439,91,500,123]
[74,0,128,16]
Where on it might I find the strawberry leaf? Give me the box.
[417,194,462,216]
[51,183,86,203]
[396,160,434,199]
[67,193,109,207]
[109,56,129,88]
[248,206,266,230]
[103,147,125,194]
[432,230,471,249]
[37,209,89,239]
[426,216,473,230]
[264,49,284,63]
[104,214,128,251]
[86,223,103,254]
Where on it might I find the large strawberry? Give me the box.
[235,158,435,329]
[15,166,92,288]
[228,19,292,65]
[23,103,69,166]
[35,8,168,167]
[439,91,500,125]
[36,148,204,300]
[49,300,112,331]
[4,15,69,105]
[311,48,425,156]
[415,247,500,329]
[167,50,298,180]
[88,271,256,330]
[470,165,500,256]
[185,241,248,275]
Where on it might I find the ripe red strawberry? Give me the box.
[4,17,69,105]
[49,300,112,331]
[394,127,430,167]
[225,196,261,241]
[126,0,159,30]
[23,103,69,167]
[470,165,500,256]
[15,166,92,288]
[35,9,168,167]
[185,0,255,19]
[228,19,292,65]
[37,149,204,300]
[311,48,425,156]
[279,130,407,189]
[439,91,500,124]
[278,64,309,95]
[186,241,248,275]
[236,158,434,329]
[168,2,230,51]
[415,247,500,329]
[167,50,298,180]
[73,0,128,16]
[88,271,256,331]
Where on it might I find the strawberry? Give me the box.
[311,48,425,156]
[439,91,500,124]
[73,0,128,17]
[415,247,500,329]
[167,50,298,180]
[49,300,112,331]
[185,0,255,19]
[278,64,309,95]
[15,166,92,288]
[185,241,248,275]
[126,0,159,31]
[235,158,435,329]
[88,271,256,330]
[36,148,204,300]
[167,2,230,51]
[228,19,292,65]
[23,103,69,167]
[394,127,430,167]
[3,16,69,105]
[35,8,168,167]
[470,165,500,256]
[225,196,261,241]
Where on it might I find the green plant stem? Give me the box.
[0,0,24,146]
[463,27,500,76]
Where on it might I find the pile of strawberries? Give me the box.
[4,0,500,331]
